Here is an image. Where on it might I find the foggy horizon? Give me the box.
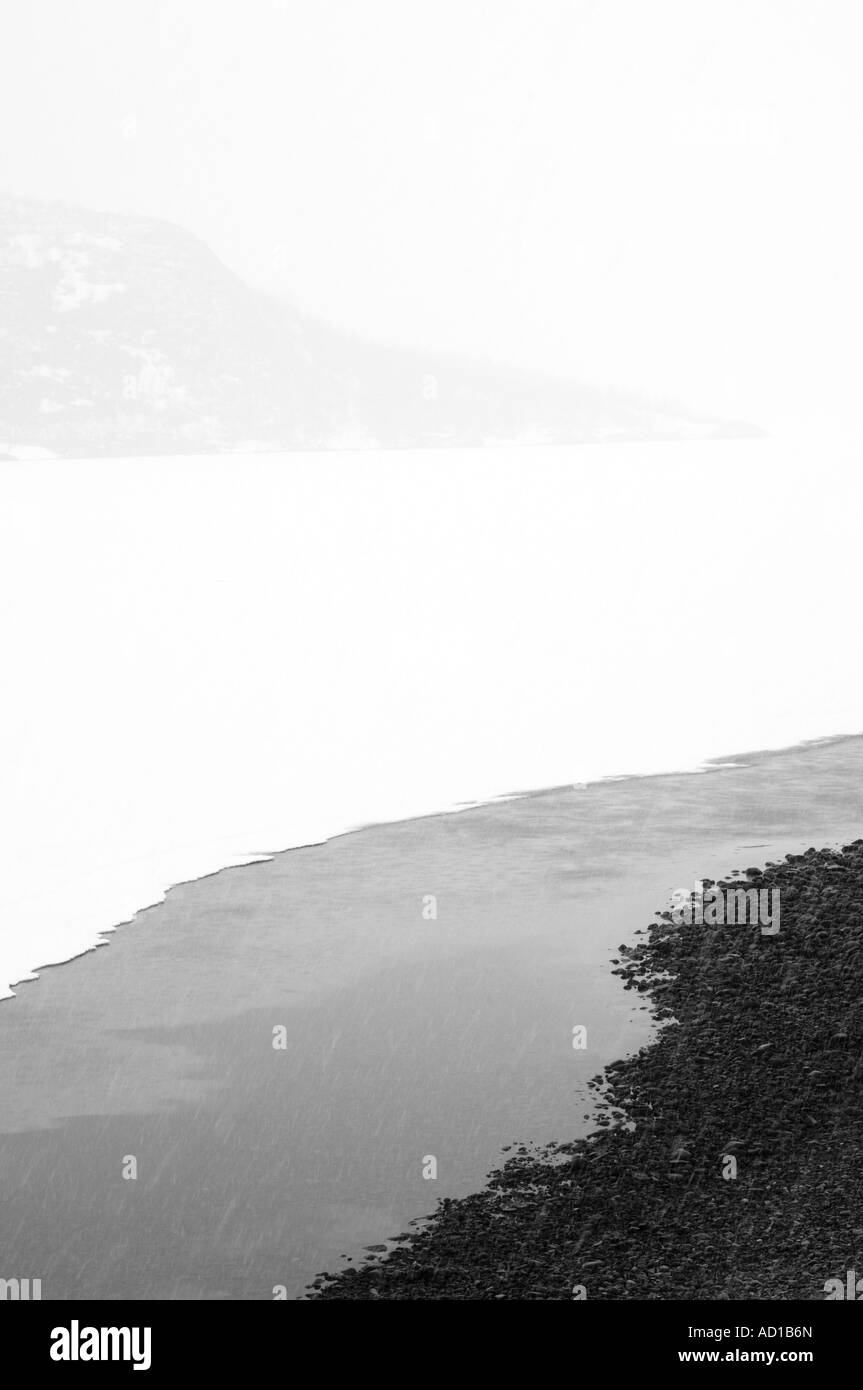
[3,0,862,433]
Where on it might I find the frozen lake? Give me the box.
[1,435,861,999]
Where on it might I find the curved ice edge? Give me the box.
[2,729,860,1004]
[1,853,273,1003]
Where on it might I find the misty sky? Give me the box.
[2,0,862,429]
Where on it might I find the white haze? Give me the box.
[1,0,862,430]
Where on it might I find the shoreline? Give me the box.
[308,840,863,1299]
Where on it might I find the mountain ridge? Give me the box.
[0,194,760,458]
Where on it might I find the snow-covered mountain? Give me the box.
[0,196,758,457]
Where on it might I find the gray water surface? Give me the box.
[1,735,861,1298]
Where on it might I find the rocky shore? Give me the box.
[308,842,863,1299]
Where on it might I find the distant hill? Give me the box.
[0,196,758,457]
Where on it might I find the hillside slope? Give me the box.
[0,196,757,457]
